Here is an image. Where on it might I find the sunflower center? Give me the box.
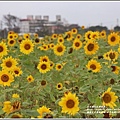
[24,44,31,50]
[90,64,96,70]
[87,43,94,51]
[87,34,91,39]
[75,42,80,47]
[111,36,115,42]
[10,35,13,39]
[102,93,111,103]
[111,66,116,72]
[41,80,46,86]
[10,40,14,44]
[35,38,39,43]
[41,64,47,70]
[58,84,61,88]
[6,61,12,67]
[109,53,115,59]
[0,46,3,52]
[43,59,47,62]
[57,47,63,52]
[59,39,62,42]
[58,65,61,69]
[1,74,9,82]
[66,99,75,108]
[14,70,19,74]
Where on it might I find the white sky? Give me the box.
[0,1,120,29]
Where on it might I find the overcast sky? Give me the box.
[0,1,120,29]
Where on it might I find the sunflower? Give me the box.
[73,39,82,50]
[56,83,63,90]
[20,39,34,55]
[0,70,14,86]
[108,32,119,46]
[51,34,58,40]
[100,30,106,39]
[102,87,118,109]
[37,61,50,74]
[0,42,8,57]
[12,93,19,98]
[8,39,16,47]
[11,114,22,118]
[23,33,30,39]
[57,37,64,44]
[107,50,118,61]
[65,31,73,41]
[37,106,51,118]
[41,80,47,87]
[81,25,85,29]
[7,34,14,40]
[12,66,22,77]
[34,33,38,38]
[54,44,66,56]
[58,92,79,115]
[103,52,109,60]
[86,59,102,73]
[14,33,18,39]
[27,75,34,83]
[8,31,14,35]
[91,31,99,40]
[34,38,40,44]
[2,101,12,114]
[41,44,49,51]
[76,34,81,39]
[50,61,54,69]
[39,56,50,63]
[111,65,120,74]
[84,31,93,41]
[1,56,18,71]
[56,64,63,71]
[50,43,54,49]
[84,40,99,55]
[71,28,78,34]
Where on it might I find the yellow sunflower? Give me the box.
[111,65,120,74]
[23,33,30,39]
[54,44,66,56]
[8,39,16,47]
[34,38,40,44]
[56,64,63,71]
[20,39,34,55]
[103,52,109,61]
[8,31,14,34]
[51,34,58,40]
[100,30,106,39]
[72,39,82,50]
[102,87,118,109]
[91,31,99,41]
[65,31,73,41]
[84,40,99,55]
[13,33,18,39]
[27,75,34,83]
[86,59,102,73]
[2,101,12,114]
[84,31,93,41]
[39,56,50,63]
[12,66,22,77]
[71,28,78,34]
[0,42,8,57]
[37,61,50,74]
[50,61,54,69]
[7,34,14,40]
[37,106,51,118]
[50,43,54,49]
[58,92,79,115]
[1,56,18,71]
[108,32,119,46]
[56,83,63,90]
[81,25,85,29]
[0,70,14,86]
[34,33,39,38]
[57,37,64,44]
[107,49,118,61]
[76,34,81,39]
[10,101,21,113]
[41,44,49,51]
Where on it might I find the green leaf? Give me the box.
[95,96,102,106]
[88,93,94,104]
[80,102,88,110]
[50,94,55,102]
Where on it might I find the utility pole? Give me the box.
[117,18,119,26]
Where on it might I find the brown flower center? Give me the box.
[24,44,31,50]
[87,43,94,51]
[10,40,14,44]
[58,84,61,88]
[75,42,80,47]
[111,36,116,42]
[102,93,111,103]
[66,99,75,108]
[87,34,91,39]
[57,46,63,52]
[41,80,46,86]
[109,53,115,59]
[0,46,3,52]
[111,66,116,72]
[43,58,47,62]
[90,64,96,70]
[6,61,12,68]
[41,64,47,70]
[58,65,61,69]
[1,74,9,82]
[14,70,19,74]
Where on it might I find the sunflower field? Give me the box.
[0,28,120,118]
